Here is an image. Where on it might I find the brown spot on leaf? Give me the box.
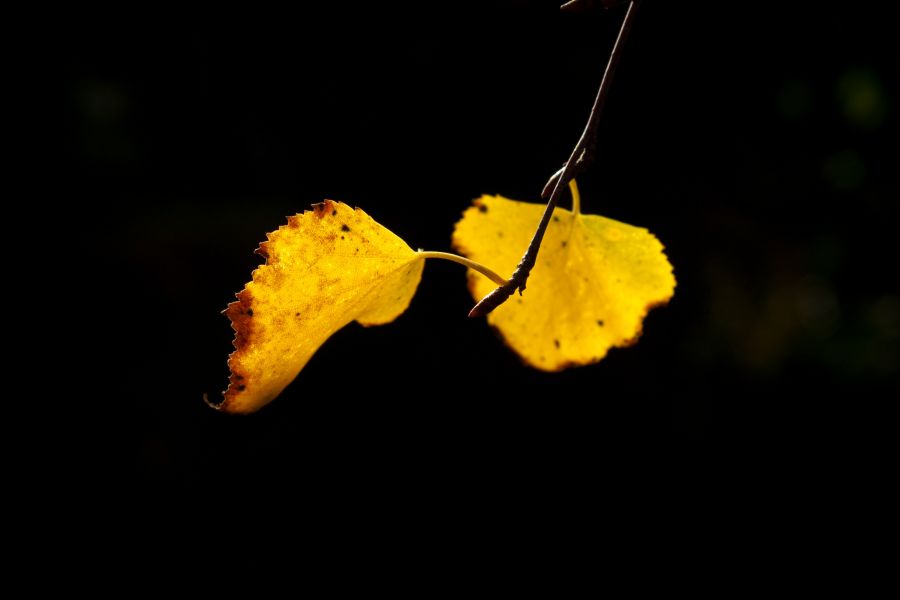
[645,298,672,312]
[619,331,643,347]
[341,224,351,232]
[312,200,335,218]
[553,359,582,371]
[220,367,252,409]
[332,209,337,216]
[221,288,260,407]
[225,288,257,352]
[479,204,488,213]
[554,339,560,348]
[597,320,604,327]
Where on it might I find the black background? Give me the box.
[60,1,895,545]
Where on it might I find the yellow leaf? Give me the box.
[452,191,675,371]
[218,200,424,414]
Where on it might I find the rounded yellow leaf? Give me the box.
[218,200,424,414]
[452,194,675,371]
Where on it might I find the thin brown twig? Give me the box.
[560,0,629,13]
[469,0,641,318]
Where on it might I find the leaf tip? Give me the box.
[203,392,222,411]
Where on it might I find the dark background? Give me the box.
[62,1,895,533]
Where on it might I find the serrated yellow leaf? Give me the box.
[452,193,675,371]
[218,200,424,414]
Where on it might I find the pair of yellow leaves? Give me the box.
[217,188,675,414]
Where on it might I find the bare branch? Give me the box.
[469,0,641,318]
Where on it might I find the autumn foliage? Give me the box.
[215,184,674,413]
[453,191,675,371]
